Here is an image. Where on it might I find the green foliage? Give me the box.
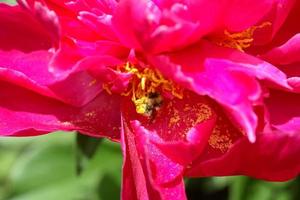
[0,0,16,5]
[0,132,122,200]
[228,176,299,200]
[75,133,103,175]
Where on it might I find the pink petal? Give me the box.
[113,0,275,53]
[288,77,300,92]
[269,0,297,39]
[186,132,300,181]
[262,33,300,65]
[120,90,244,198]
[222,0,274,31]
[256,0,299,48]
[0,3,56,52]
[0,49,103,106]
[0,80,121,138]
[121,118,186,200]
[155,119,216,166]
[148,41,290,142]
[271,0,300,45]
[49,38,129,73]
[265,90,300,132]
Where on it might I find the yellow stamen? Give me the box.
[215,22,271,52]
[106,62,183,116]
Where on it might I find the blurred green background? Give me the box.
[0,0,15,4]
[0,132,299,200]
[0,0,299,199]
[0,133,122,200]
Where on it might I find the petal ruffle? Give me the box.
[0,49,103,106]
[113,0,274,53]
[148,41,290,142]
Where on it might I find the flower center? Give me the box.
[214,22,271,51]
[104,63,183,116]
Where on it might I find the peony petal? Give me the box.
[0,80,121,138]
[0,3,56,52]
[121,118,165,200]
[288,77,300,92]
[265,90,300,132]
[222,0,274,31]
[254,0,299,49]
[148,41,290,142]
[0,49,103,106]
[269,0,300,46]
[49,38,129,73]
[262,33,300,65]
[121,118,187,200]
[154,119,216,166]
[113,0,275,53]
[186,132,300,181]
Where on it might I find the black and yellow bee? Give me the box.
[135,92,163,118]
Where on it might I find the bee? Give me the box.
[135,92,163,118]
[144,92,163,117]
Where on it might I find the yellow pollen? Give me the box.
[102,83,112,95]
[216,22,271,51]
[120,62,184,115]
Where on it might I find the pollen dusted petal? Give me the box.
[122,91,223,176]
[186,132,300,181]
[122,91,216,142]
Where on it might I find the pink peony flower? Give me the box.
[1,0,300,199]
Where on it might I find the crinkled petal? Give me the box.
[49,38,129,73]
[0,49,103,106]
[148,41,290,142]
[113,0,274,53]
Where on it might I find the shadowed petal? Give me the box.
[265,90,300,132]
[0,3,57,52]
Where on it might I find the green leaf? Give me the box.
[0,0,16,5]
[229,176,250,200]
[229,176,295,200]
[75,133,103,175]
[0,132,122,200]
